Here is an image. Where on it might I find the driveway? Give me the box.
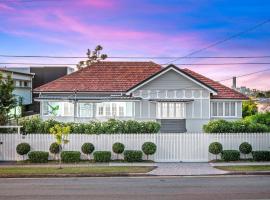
[148,162,227,176]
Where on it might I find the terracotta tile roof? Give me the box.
[34,61,162,92]
[182,68,248,99]
[34,61,248,100]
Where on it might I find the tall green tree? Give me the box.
[0,73,17,125]
[242,100,258,118]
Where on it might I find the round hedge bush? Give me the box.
[142,142,157,159]
[208,142,223,155]
[16,143,31,156]
[239,142,252,154]
[81,143,95,155]
[112,142,125,154]
[49,142,60,154]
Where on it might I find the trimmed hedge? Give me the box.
[49,142,60,154]
[61,151,81,163]
[112,143,125,154]
[203,119,270,133]
[252,151,270,161]
[16,143,31,156]
[124,150,143,162]
[208,142,223,155]
[221,150,240,161]
[81,143,95,155]
[28,151,49,163]
[19,117,160,134]
[239,142,252,154]
[142,142,157,159]
[93,151,111,162]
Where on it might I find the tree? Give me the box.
[77,45,108,69]
[49,124,71,168]
[265,90,270,98]
[242,100,258,118]
[256,92,266,98]
[0,73,17,125]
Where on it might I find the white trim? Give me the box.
[126,67,218,95]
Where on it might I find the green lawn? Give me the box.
[0,166,154,175]
[215,165,270,171]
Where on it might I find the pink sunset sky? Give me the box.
[0,0,269,90]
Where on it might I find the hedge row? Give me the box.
[16,142,157,163]
[19,117,160,134]
[208,142,270,161]
[203,119,270,133]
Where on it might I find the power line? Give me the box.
[2,62,270,66]
[218,68,270,82]
[1,54,270,59]
[167,18,270,64]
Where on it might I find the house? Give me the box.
[33,62,248,132]
[0,68,34,116]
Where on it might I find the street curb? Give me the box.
[1,172,270,178]
[0,173,154,178]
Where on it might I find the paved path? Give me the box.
[1,176,270,200]
[149,163,227,175]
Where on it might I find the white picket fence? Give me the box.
[0,133,270,162]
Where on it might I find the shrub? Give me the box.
[81,143,95,158]
[239,142,252,154]
[16,143,31,156]
[112,143,125,159]
[204,119,270,133]
[61,151,81,163]
[221,150,240,161]
[244,112,270,126]
[49,142,60,154]
[140,121,161,133]
[208,142,223,159]
[122,120,141,133]
[93,151,111,162]
[124,150,143,162]
[142,142,157,159]
[28,151,49,163]
[19,117,161,134]
[252,151,270,161]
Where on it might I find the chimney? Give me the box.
[232,76,236,89]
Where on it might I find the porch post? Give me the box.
[74,101,77,122]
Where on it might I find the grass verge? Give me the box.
[215,165,270,171]
[0,166,155,177]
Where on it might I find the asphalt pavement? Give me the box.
[0,176,270,200]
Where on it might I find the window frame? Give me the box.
[211,101,237,117]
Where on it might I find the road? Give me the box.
[0,176,270,200]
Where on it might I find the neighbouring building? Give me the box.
[3,66,74,114]
[256,98,270,113]
[0,68,34,116]
[34,62,248,132]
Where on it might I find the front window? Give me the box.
[42,101,74,116]
[211,101,236,117]
[157,102,186,119]
[96,102,133,117]
[78,103,93,117]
